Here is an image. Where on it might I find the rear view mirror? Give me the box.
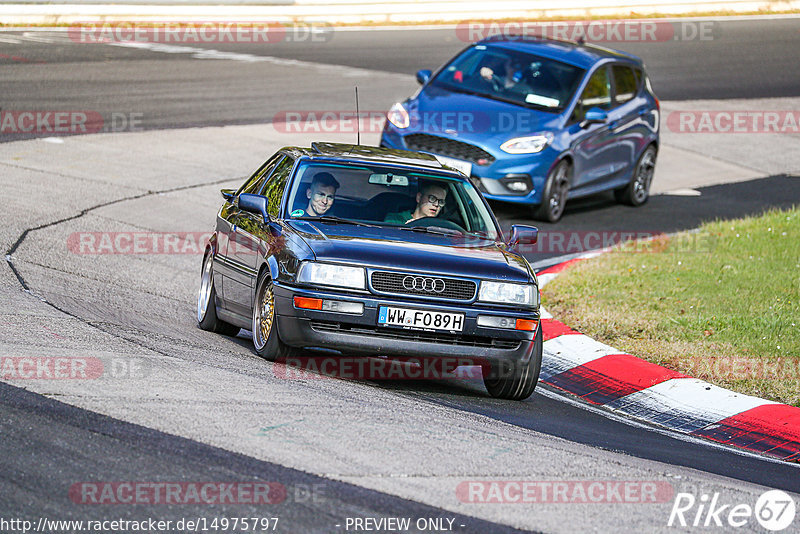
[238,194,270,222]
[369,173,409,186]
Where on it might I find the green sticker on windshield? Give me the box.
[291,209,305,217]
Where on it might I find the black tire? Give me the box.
[615,145,657,206]
[533,160,570,223]
[483,325,543,400]
[252,272,303,362]
[197,251,240,336]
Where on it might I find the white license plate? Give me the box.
[434,155,472,177]
[378,306,464,333]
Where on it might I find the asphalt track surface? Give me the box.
[2,18,800,534]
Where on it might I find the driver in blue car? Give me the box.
[298,172,340,217]
[384,182,447,225]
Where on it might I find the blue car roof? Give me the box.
[476,35,642,69]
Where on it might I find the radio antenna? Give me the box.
[354,86,361,146]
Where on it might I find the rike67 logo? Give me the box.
[669,490,796,531]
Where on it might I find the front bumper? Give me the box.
[380,126,554,205]
[274,283,539,365]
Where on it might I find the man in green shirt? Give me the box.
[384,182,448,225]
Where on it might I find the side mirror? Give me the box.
[507,224,538,250]
[416,69,432,85]
[221,188,236,201]
[238,193,270,222]
[581,107,608,128]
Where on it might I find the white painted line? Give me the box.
[661,188,702,196]
[606,378,777,433]
[105,40,406,79]
[541,334,619,380]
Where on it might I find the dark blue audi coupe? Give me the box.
[197,143,542,400]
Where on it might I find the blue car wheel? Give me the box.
[533,160,571,223]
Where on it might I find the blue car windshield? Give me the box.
[286,161,500,240]
[430,44,585,112]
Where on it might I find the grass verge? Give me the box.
[541,207,800,406]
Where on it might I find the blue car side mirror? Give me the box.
[581,107,608,127]
[238,193,270,222]
[507,224,538,250]
[416,69,432,85]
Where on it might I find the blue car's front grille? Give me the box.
[404,133,496,166]
[371,271,477,301]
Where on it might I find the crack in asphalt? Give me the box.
[4,176,240,359]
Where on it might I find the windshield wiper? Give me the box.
[399,226,463,236]
[300,216,379,228]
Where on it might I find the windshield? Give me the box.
[430,44,585,112]
[285,161,500,240]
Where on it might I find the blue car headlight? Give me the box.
[387,102,410,129]
[297,262,366,290]
[478,281,539,308]
[500,132,554,154]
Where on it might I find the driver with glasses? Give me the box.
[384,182,447,225]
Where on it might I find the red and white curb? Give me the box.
[536,257,800,463]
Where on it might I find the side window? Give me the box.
[262,156,294,217]
[572,67,611,122]
[613,65,639,106]
[237,153,283,196]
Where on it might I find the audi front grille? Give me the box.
[370,271,477,301]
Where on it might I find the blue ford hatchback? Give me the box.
[380,36,660,222]
[198,143,543,400]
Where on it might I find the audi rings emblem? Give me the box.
[402,275,446,293]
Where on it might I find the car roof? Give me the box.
[279,142,464,176]
[476,35,642,69]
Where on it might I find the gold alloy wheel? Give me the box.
[254,280,275,348]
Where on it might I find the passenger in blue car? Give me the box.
[303,171,340,216]
[384,182,447,225]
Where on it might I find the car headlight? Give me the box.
[387,102,410,129]
[499,132,554,154]
[478,281,539,307]
[297,262,366,290]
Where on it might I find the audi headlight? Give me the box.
[387,102,410,129]
[478,281,539,307]
[499,132,554,154]
[297,262,365,290]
